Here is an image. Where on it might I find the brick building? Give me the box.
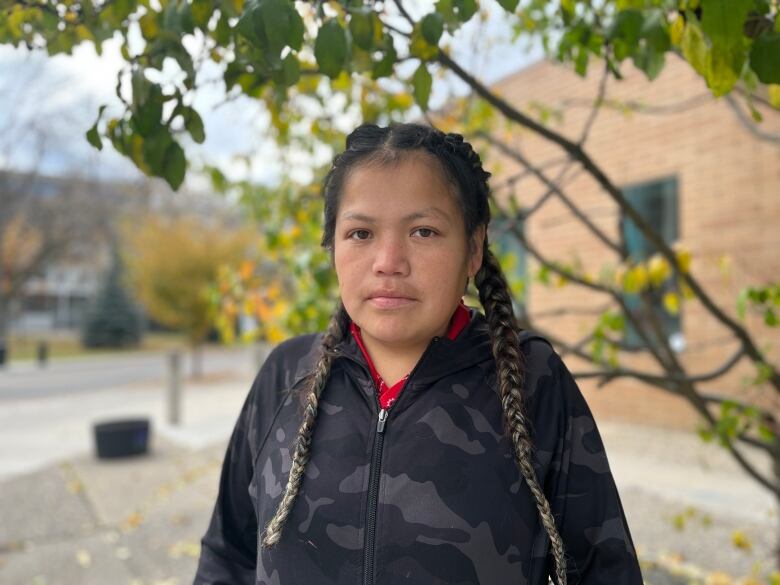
[485,56,780,429]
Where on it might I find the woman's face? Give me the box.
[333,153,484,355]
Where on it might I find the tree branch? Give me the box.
[438,49,780,395]
[479,130,624,255]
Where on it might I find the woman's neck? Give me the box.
[359,332,441,387]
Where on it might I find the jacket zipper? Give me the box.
[361,336,440,585]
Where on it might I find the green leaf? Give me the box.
[496,0,519,12]
[435,0,459,27]
[608,10,643,46]
[682,19,708,77]
[139,11,160,41]
[411,23,439,59]
[736,288,748,319]
[412,63,432,109]
[131,69,151,107]
[255,0,301,60]
[185,108,205,143]
[235,6,260,45]
[421,13,444,45]
[142,126,173,175]
[349,10,374,50]
[131,85,163,137]
[177,1,195,35]
[283,53,300,85]
[191,0,213,28]
[371,36,397,79]
[750,32,780,84]
[315,19,348,79]
[701,0,751,47]
[163,141,186,190]
[86,125,103,151]
[707,43,740,95]
[453,0,477,23]
[272,53,300,86]
[633,45,665,80]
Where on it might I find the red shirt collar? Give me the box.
[348,300,471,410]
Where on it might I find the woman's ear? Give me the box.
[468,224,486,277]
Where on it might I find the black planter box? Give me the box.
[93,418,151,459]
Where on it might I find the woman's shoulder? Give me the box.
[515,329,572,406]
[257,332,324,387]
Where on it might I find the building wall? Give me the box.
[487,57,780,429]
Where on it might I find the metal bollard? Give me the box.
[37,341,48,368]
[168,350,182,425]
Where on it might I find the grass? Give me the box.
[7,331,191,362]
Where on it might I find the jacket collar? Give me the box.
[330,306,494,388]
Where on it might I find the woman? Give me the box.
[194,123,643,585]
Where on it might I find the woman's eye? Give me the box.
[348,229,371,240]
[413,227,436,238]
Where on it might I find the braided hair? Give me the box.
[260,123,568,584]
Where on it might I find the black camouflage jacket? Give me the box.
[194,308,643,585]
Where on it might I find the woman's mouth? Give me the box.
[367,296,416,309]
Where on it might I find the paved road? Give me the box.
[0,345,267,399]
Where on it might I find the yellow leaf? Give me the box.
[648,253,672,287]
[623,264,649,294]
[168,540,201,559]
[675,247,692,274]
[670,15,684,46]
[769,85,780,109]
[239,259,254,282]
[75,549,92,568]
[613,265,627,288]
[663,291,680,315]
[122,511,144,531]
[706,571,733,585]
[731,529,752,550]
[267,324,287,344]
[717,254,732,277]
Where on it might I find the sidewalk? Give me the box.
[0,381,777,584]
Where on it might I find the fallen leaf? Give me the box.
[706,571,733,585]
[115,546,132,560]
[168,540,201,559]
[731,530,752,551]
[75,549,91,568]
[122,511,144,531]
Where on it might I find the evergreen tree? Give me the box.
[82,251,144,348]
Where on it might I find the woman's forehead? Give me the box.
[338,156,459,217]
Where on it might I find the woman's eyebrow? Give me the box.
[403,207,451,223]
[340,207,451,223]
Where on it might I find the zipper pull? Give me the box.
[376,408,388,434]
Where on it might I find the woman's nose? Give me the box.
[372,236,410,276]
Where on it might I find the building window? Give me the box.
[489,215,527,317]
[620,177,681,349]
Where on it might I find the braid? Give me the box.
[437,122,568,585]
[475,245,567,585]
[260,301,350,548]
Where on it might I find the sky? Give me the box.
[0,2,542,188]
